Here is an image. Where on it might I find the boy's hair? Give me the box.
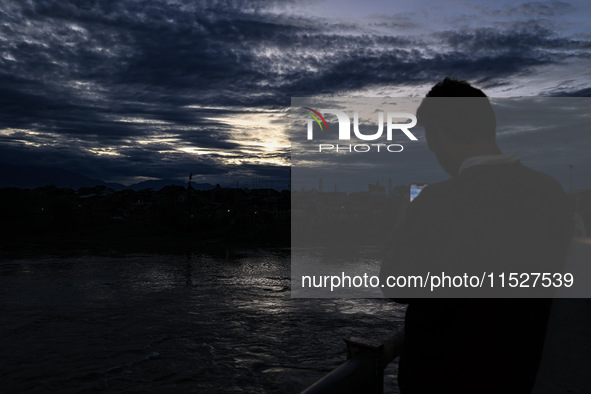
[416,77,497,143]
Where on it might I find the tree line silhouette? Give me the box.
[0,184,290,255]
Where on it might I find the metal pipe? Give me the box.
[301,330,404,394]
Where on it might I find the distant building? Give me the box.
[368,181,385,194]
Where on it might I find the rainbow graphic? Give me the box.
[304,107,329,131]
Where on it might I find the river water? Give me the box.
[0,250,405,393]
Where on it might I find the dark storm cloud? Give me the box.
[548,87,591,96]
[474,1,575,18]
[438,23,591,55]
[0,0,589,185]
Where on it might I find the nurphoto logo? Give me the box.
[303,107,419,153]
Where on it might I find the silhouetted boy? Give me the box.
[381,78,572,393]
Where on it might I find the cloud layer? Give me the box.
[0,0,589,186]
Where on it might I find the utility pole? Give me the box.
[188,173,193,205]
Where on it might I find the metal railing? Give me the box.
[301,329,404,394]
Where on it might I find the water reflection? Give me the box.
[0,251,404,393]
[185,253,192,286]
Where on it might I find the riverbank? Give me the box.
[0,223,289,259]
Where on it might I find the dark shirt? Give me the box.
[381,161,572,393]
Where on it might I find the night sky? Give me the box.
[1,0,590,189]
